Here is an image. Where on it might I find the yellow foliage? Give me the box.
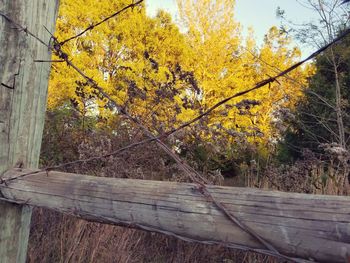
[177,0,311,148]
[48,0,312,151]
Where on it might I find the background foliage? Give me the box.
[31,0,349,262]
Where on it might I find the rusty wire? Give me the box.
[59,0,144,46]
[1,8,349,262]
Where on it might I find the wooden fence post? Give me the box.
[0,1,59,262]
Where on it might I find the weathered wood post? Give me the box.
[0,1,59,262]
[1,169,350,263]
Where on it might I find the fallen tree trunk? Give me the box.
[1,168,349,262]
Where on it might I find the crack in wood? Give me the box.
[1,82,14,90]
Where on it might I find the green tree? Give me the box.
[277,32,350,194]
[278,0,350,151]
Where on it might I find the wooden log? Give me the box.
[1,169,349,263]
[0,1,59,262]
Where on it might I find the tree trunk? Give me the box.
[330,47,346,149]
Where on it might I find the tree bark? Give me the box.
[1,168,350,263]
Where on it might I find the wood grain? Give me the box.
[2,168,350,263]
[0,1,59,262]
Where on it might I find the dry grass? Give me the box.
[28,209,280,263]
[28,126,348,263]
[27,164,347,263]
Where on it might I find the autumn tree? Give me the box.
[49,0,200,136]
[176,0,310,171]
[47,0,311,176]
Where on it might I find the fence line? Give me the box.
[1,4,350,261]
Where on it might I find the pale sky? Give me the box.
[146,0,320,57]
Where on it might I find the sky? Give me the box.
[146,0,320,57]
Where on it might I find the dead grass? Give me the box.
[28,128,348,263]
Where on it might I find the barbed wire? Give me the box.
[1,7,349,262]
[0,10,205,186]
[161,26,350,138]
[1,7,211,215]
[242,44,350,146]
[0,10,288,260]
[40,25,350,165]
[59,0,144,46]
